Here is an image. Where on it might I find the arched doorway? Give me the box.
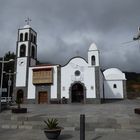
[71,83,84,103]
[17,89,24,103]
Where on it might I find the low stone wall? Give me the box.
[1,103,8,111]
[127,92,140,99]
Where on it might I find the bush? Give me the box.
[44,118,59,129]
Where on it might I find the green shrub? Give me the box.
[15,98,22,109]
[44,118,58,129]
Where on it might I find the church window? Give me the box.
[91,56,95,65]
[62,87,65,91]
[113,84,117,88]
[91,86,94,90]
[25,32,28,41]
[17,89,24,103]
[34,35,36,44]
[31,46,35,58]
[31,34,33,42]
[20,44,26,57]
[20,33,23,41]
[75,70,80,76]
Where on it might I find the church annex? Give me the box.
[14,24,126,104]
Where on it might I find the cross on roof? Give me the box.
[25,18,32,25]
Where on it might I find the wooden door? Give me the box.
[38,92,48,104]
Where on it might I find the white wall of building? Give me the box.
[104,80,124,99]
[50,66,58,99]
[27,67,35,99]
[61,57,96,99]
[16,57,27,87]
[103,68,126,99]
[84,67,96,98]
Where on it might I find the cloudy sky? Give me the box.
[0,0,140,72]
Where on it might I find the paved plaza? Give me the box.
[0,99,140,139]
[0,129,140,140]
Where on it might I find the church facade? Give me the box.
[14,25,126,104]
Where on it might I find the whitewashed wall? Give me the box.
[84,67,96,98]
[104,80,124,99]
[16,58,27,87]
[61,57,96,99]
[50,66,58,99]
[27,67,35,99]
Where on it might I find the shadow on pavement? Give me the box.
[58,134,74,140]
[92,135,102,140]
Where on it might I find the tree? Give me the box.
[0,51,16,97]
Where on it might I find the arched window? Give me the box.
[34,36,36,44]
[20,44,26,57]
[20,33,23,41]
[75,70,80,76]
[25,32,28,41]
[113,84,117,88]
[31,46,35,58]
[91,56,96,65]
[31,34,33,42]
[17,89,24,103]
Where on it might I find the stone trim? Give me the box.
[85,98,101,104]
[57,67,61,102]
[35,85,51,104]
[123,80,127,99]
[95,67,100,99]
[14,87,27,103]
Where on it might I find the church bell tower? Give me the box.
[14,21,37,102]
[88,43,100,67]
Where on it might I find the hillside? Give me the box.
[125,72,140,99]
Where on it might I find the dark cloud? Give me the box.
[0,0,140,72]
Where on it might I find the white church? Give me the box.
[14,24,126,104]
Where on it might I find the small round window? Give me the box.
[75,70,80,76]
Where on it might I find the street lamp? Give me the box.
[4,70,16,104]
[0,57,14,112]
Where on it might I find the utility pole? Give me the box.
[0,57,4,112]
[0,58,14,112]
[5,70,16,104]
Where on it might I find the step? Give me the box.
[1,113,140,131]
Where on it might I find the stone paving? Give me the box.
[0,99,140,139]
[0,129,140,140]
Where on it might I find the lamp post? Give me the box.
[4,70,16,104]
[0,58,14,112]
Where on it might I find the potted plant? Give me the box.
[43,118,63,139]
[11,98,27,113]
[134,108,140,114]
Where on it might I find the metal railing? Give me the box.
[1,97,12,103]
